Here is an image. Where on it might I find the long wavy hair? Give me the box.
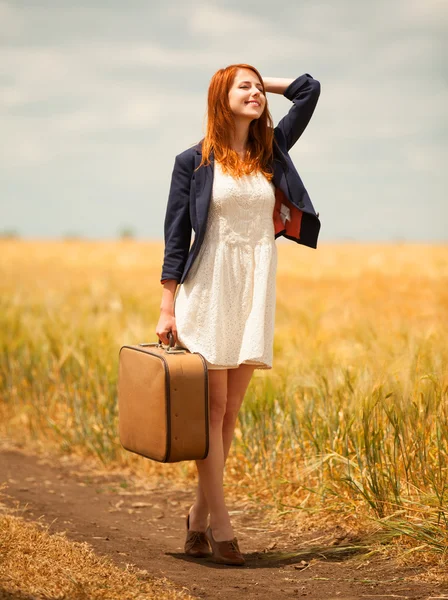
[195,64,275,181]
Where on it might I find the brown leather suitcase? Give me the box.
[118,337,209,463]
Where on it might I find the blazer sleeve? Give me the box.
[160,153,192,283]
[274,73,321,152]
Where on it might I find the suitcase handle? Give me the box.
[165,331,189,353]
[139,332,188,354]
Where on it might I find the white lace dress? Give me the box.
[174,160,277,370]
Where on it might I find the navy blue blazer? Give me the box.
[161,73,321,285]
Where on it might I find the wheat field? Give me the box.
[1,239,447,560]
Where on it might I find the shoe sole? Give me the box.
[185,550,213,558]
[210,555,245,566]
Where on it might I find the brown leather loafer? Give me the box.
[205,526,245,566]
[184,513,212,558]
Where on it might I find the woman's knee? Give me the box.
[209,393,228,425]
[223,394,243,424]
[208,370,228,425]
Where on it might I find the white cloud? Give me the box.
[0,1,25,36]
[0,0,446,240]
[187,4,268,35]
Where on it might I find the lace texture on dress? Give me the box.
[174,161,277,369]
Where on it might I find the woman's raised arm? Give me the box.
[269,73,321,152]
[262,77,295,95]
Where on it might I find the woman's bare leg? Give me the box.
[222,364,256,461]
[190,369,232,541]
[188,365,256,538]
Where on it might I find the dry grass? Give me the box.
[0,488,193,600]
[0,239,447,567]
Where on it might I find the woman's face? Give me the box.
[228,68,265,120]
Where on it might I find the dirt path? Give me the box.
[0,445,446,600]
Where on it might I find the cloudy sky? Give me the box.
[1,0,447,241]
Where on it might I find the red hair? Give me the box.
[195,64,275,181]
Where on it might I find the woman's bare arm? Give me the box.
[156,279,179,344]
[262,77,295,95]
[160,279,178,314]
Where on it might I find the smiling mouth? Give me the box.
[245,101,260,106]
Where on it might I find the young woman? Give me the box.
[156,64,321,565]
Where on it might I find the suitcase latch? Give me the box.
[166,347,187,354]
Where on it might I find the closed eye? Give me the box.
[241,86,264,93]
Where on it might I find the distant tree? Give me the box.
[62,232,84,241]
[0,229,20,239]
[118,226,135,240]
